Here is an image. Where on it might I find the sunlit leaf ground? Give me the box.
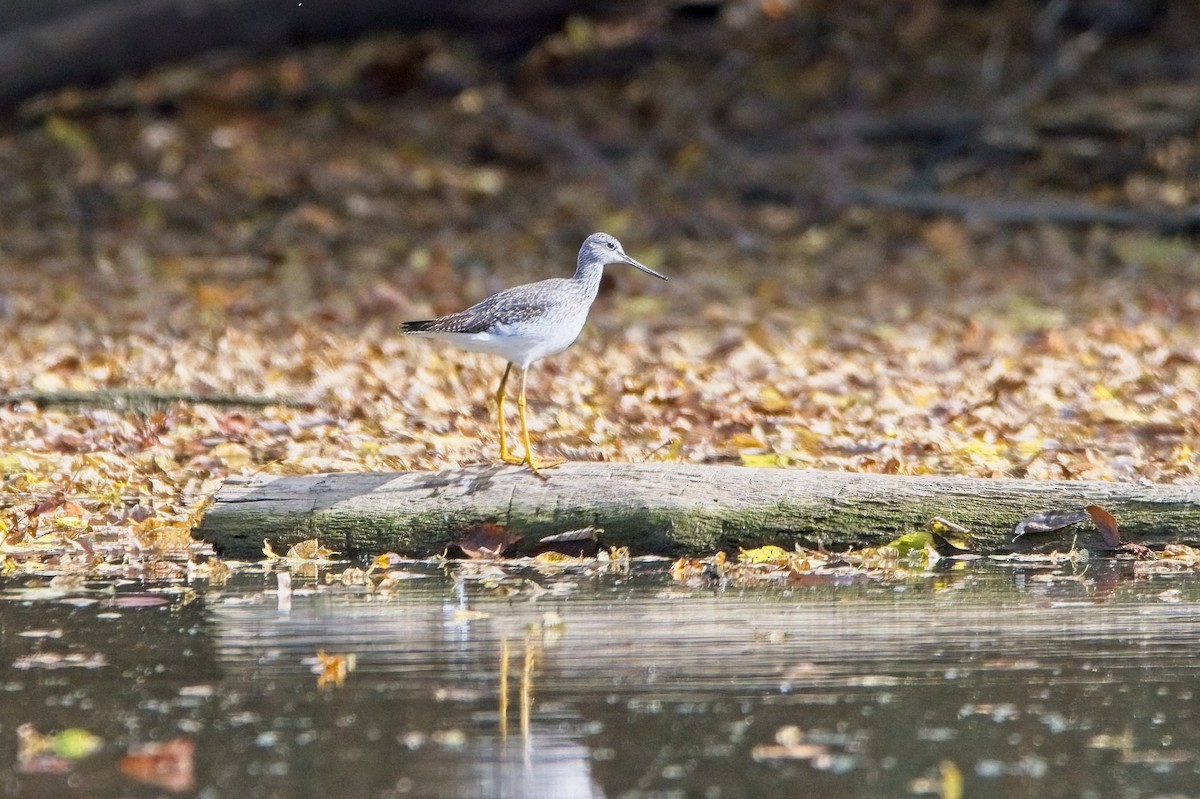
[2,6,1199,561]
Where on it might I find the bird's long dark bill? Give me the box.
[624,255,668,280]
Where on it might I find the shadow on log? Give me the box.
[192,463,1200,559]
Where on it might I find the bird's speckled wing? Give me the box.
[401,281,566,335]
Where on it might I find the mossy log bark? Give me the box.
[0,388,304,410]
[193,463,1200,559]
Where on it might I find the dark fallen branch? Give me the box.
[1,388,308,411]
[0,0,624,109]
[846,187,1200,234]
[193,463,1200,559]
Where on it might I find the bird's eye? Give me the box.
[606,242,616,249]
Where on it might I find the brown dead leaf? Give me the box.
[217,412,254,438]
[750,725,830,762]
[448,522,522,559]
[119,738,195,793]
[1085,504,1121,548]
[262,538,338,561]
[287,539,337,560]
[313,649,356,688]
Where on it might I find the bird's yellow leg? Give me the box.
[496,364,523,465]
[517,368,564,475]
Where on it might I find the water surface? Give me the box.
[2,559,1198,798]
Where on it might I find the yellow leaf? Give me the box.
[740,452,788,468]
[286,539,337,560]
[533,551,581,564]
[739,545,790,564]
[314,649,356,688]
[31,372,68,392]
[887,531,934,555]
[729,433,766,449]
[1098,404,1146,424]
[926,517,972,550]
[958,439,1007,459]
[54,728,103,760]
[53,515,89,532]
[1015,439,1043,457]
[939,760,963,799]
[45,115,96,154]
[210,441,252,469]
[758,387,790,413]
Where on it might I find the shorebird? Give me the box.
[402,232,667,475]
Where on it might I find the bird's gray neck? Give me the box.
[571,257,606,295]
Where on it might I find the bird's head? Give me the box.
[581,233,667,280]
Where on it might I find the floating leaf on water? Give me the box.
[738,545,790,564]
[110,595,171,608]
[17,628,63,639]
[532,551,583,565]
[598,546,629,562]
[119,737,195,793]
[287,539,338,560]
[750,725,830,762]
[263,538,338,562]
[374,552,406,569]
[17,724,52,760]
[938,760,963,799]
[15,724,96,774]
[312,649,356,689]
[53,728,103,760]
[1013,508,1089,539]
[1089,726,1135,750]
[12,652,107,670]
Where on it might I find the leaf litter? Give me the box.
[2,11,1200,589]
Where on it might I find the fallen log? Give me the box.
[192,463,1200,559]
[0,388,306,410]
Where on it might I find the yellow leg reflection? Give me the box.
[498,637,510,740]
[520,633,536,745]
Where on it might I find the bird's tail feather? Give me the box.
[401,320,435,334]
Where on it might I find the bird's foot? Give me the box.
[499,453,565,478]
[525,455,565,480]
